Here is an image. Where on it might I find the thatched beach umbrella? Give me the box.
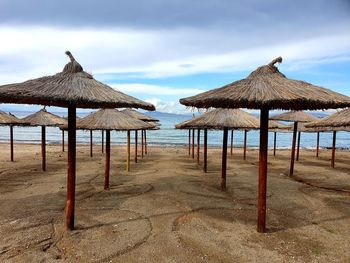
[268,120,291,156]
[270,111,319,174]
[67,109,154,189]
[180,57,350,232]
[306,108,350,167]
[0,51,155,230]
[22,108,67,171]
[176,108,260,188]
[0,111,28,161]
[122,108,159,158]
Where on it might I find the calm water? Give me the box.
[0,111,349,150]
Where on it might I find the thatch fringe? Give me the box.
[305,108,350,128]
[60,109,156,131]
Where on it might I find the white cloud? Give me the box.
[111,83,205,96]
[0,25,349,84]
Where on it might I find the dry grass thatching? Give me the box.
[268,120,291,130]
[270,111,319,123]
[0,52,155,110]
[305,108,350,129]
[0,111,27,125]
[175,108,260,130]
[179,57,350,110]
[298,122,350,133]
[61,109,156,131]
[22,108,67,127]
[121,108,159,122]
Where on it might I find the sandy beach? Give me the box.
[0,143,349,262]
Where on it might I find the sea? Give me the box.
[0,110,349,150]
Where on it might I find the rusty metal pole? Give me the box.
[10,125,14,162]
[197,129,200,164]
[101,130,104,154]
[66,105,76,230]
[145,130,148,155]
[257,108,269,233]
[104,130,110,190]
[331,131,336,168]
[273,132,277,156]
[90,130,93,157]
[221,128,228,191]
[289,122,298,176]
[126,130,131,172]
[191,129,195,159]
[230,129,234,156]
[204,128,208,173]
[296,131,301,161]
[243,130,247,160]
[141,129,144,158]
[41,125,46,171]
[188,129,191,155]
[316,132,320,157]
[135,130,138,163]
[62,130,65,152]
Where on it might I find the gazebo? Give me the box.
[22,108,67,171]
[0,110,28,161]
[0,51,155,230]
[270,111,319,175]
[180,57,350,232]
[176,108,260,189]
[65,108,155,189]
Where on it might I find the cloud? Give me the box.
[111,83,205,96]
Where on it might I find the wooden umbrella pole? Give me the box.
[296,131,301,161]
[331,131,336,168]
[243,130,247,160]
[273,132,277,156]
[10,125,14,162]
[192,129,195,159]
[204,128,208,173]
[135,130,138,163]
[41,125,46,171]
[126,130,131,172]
[62,130,65,152]
[141,129,144,158]
[230,130,234,156]
[221,127,228,191]
[66,105,76,230]
[289,122,298,176]
[197,128,200,164]
[101,130,104,154]
[104,130,110,190]
[90,130,93,157]
[188,129,191,155]
[145,130,148,155]
[257,108,269,233]
[316,132,320,157]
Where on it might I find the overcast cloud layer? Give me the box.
[0,0,349,113]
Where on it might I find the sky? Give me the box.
[0,0,349,115]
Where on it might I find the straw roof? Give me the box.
[22,108,67,127]
[268,120,290,130]
[270,111,319,123]
[180,57,350,110]
[305,108,350,128]
[0,51,155,110]
[121,108,159,122]
[61,109,155,131]
[0,111,26,125]
[175,108,260,130]
[298,122,350,133]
